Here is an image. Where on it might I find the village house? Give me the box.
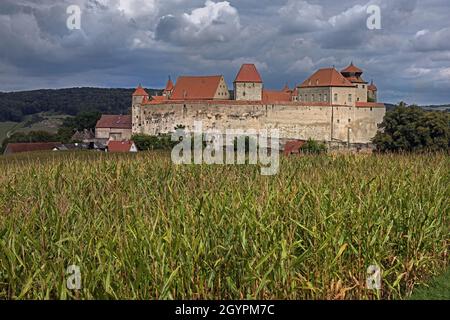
[95,114,132,141]
[107,140,138,153]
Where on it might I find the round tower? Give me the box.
[132,85,149,134]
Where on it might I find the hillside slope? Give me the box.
[0,87,161,122]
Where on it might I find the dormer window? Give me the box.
[316,80,319,85]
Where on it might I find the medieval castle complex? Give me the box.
[130,63,385,145]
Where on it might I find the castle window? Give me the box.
[316,80,319,85]
[348,94,352,102]
[362,85,365,89]
[334,93,338,102]
[324,94,328,102]
[337,119,340,123]
[312,94,315,101]
[348,119,351,123]
[370,107,373,111]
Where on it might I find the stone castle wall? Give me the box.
[133,102,385,144]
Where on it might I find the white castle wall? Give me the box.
[134,102,385,144]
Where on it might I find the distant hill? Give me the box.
[0,87,162,122]
[384,103,450,111]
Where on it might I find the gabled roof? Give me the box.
[234,64,263,83]
[341,62,363,74]
[170,75,223,100]
[71,129,95,141]
[262,89,292,103]
[96,115,132,129]
[299,68,355,88]
[133,85,149,96]
[4,142,61,155]
[165,78,174,92]
[107,140,136,153]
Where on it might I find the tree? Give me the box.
[132,134,176,151]
[62,111,101,131]
[300,138,327,154]
[373,105,450,152]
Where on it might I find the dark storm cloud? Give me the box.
[0,0,449,104]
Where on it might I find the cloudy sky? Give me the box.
[0,0,449,104]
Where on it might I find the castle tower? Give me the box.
[341,62,368,102]
[368,80,378,102]
[163,76,174,98]
[132,85,149,134]
[234,64,263,101]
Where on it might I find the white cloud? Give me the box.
[156,1,241,45]
[278,0,327,33]
[288,57,315,73]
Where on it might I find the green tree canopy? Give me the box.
[373,105,450,152]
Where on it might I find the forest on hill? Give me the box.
[0,87,162,122]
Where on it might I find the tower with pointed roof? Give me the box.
[368,80,378,102]
[163,76,174,98]
[234,64,263,101]
[341,62,368,103]
[132,85,149,134]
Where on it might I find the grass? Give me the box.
[409,268,450,300]
[0,151,448,300]
[0,121,19,143]
[0,113,70,143]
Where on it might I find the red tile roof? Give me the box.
[234,64,263,83]
[107,140,136,153]
[150,95,167,103]
[368,81,378,91]
[341,62,363,74]
[4,142,61,155]
[165,78,174,92]
[170,75,223,100]
[283,140,306,155]
[96,115,132,129]
[133,85,149,96]
[262,89,292,103]
[345,76,367,84]
[300,68,355,88]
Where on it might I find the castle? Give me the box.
[131,63,385,145]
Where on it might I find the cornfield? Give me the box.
[0,151,448,299]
